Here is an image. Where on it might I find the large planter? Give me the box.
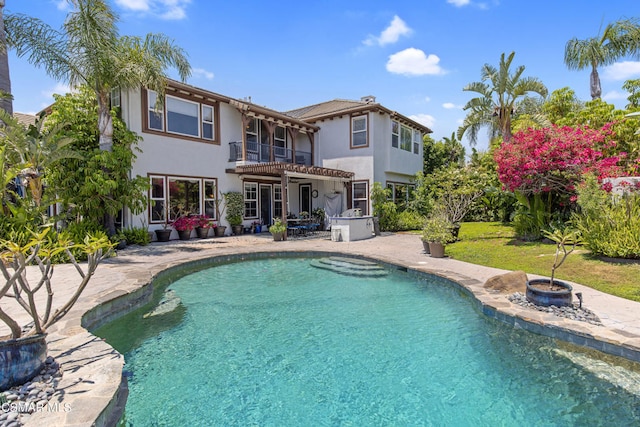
[214,226,227,237]
[526,278,573,307]
[421,239,430,254]
[177,229,192,240]
[428,242,445,258]
[271,231,284,241]
[232,225,243,235]
[0,334,48,391]
[196,227,210,239]
[155,229,172,242]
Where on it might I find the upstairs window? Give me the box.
[391,121,399,148]
[400,125,412,151]
[145,89,217,143]
[413,130,421,154]
[148,91,164,131]
[167,95,199,137]
[351,115,368,148]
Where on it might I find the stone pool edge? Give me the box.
[22,243,640,426]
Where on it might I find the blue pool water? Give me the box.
[100,257,640,426]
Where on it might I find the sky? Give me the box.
[4,0,640,154]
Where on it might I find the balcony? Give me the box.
[229,141,311,166]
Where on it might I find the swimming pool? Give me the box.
[99,256,640,426]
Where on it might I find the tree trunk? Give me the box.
[0,0,13,116]
[97,92,114,151]
[590,66,601,100]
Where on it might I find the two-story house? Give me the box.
[116,80,430,237]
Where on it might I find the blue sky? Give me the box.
[5,0,640,153]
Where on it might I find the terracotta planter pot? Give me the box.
[214,226,227,237]
[272,231,284,241]
[155,229,172,242]
[428,242,445,258]
[232,225,243,235]
[0,334,47,391]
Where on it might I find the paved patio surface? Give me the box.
[2,232,640,426]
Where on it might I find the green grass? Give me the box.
[443,222,640,302]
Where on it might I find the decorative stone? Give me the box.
[484,270,527,294]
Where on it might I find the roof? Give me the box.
[13,112,37,127]
[284,98,432,134]
[233,162,354,180]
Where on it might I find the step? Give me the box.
[309,257,388,278]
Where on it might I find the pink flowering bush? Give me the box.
[171,216,198,231]
[494,124,623,197]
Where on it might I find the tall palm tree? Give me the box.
[4,0,191,151]
[4,0,191,235]
[0,0,12,115]
[457,51,548,145]
[564,18,640,100]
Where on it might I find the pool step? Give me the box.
[309,257,388,278]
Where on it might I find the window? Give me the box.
[246,118,259,154]
[148,175,219,224]
[204,180,217,219]
[150,176,166,222]
[244,182,258,218]
[167,95,199,137]
[111,87,120,109]
[274,126,286,157]
[386,182,416,209]
[148,91,163,131]
[391,120,399,148]
[274,184,283,219]
[400,125,412,152]
[352,181,369,215]
[351,115,367,147]
[413,130,421,154]
[168,177,200,219]
[145,89,217,142]
[202,105,214,140]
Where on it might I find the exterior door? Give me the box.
[260,184,272,226]
[299,184,312,215]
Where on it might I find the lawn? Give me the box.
[444,222,640,302]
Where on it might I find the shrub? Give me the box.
[396,210,425,231]
[121,226,151,246]
[573,176,640,258]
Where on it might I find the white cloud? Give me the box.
[442,102,463,109]
[386,48,446,76]
[42,83,72,101]
[115,0,191,20]
[424,96,431,102]
[115,0,151,11]
[193,68,214,80]
[603,61,640,81]
[602,90,628,102]
[363,15,412,47]
[447,0,471,6]
[54,0,70,11]
[409,113,435,129]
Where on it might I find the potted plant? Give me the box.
[526,229,580,307]
[213,189,227,237]
[172,216,197,240]
[224,192,244,235]
[422,215,454,258]
[195,215,213,239]
[270,218,287,241]
[155,220,173,242]
[0,230,112,390]
[312,207,326,230]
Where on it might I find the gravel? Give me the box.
[509,292,602,325]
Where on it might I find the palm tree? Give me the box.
[457,51,548,145]
[564,18,640,100]
[0,0,12,115]
[4,0,191,234]
[4,0,191,151]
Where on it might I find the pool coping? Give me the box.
[8,233,640,426]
